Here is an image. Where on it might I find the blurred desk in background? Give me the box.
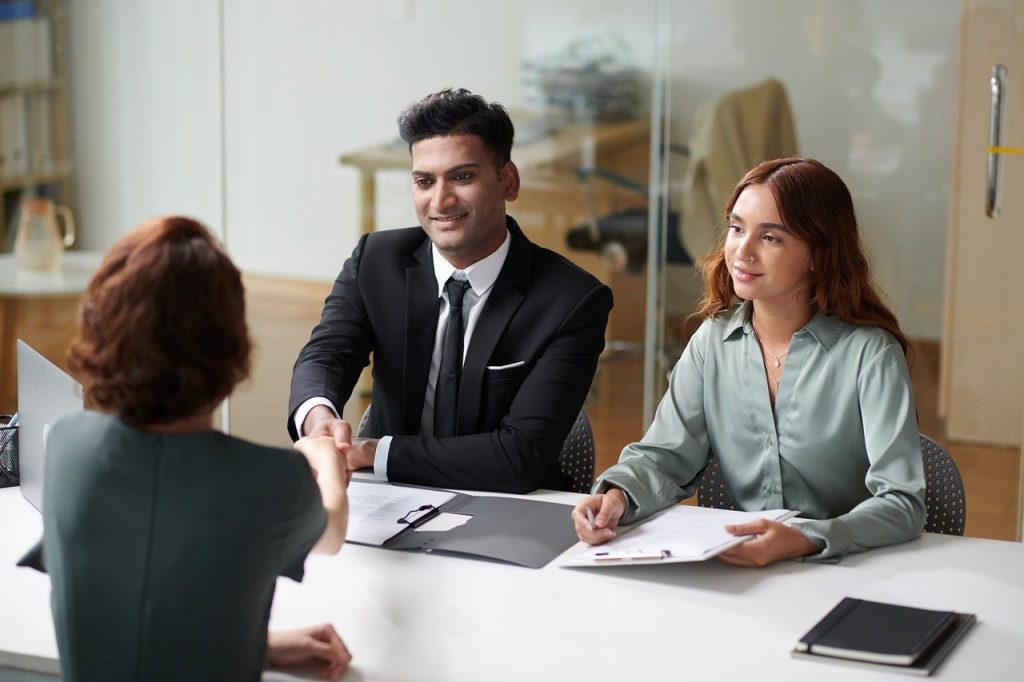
[339,115,650,236]
[0,252,102,413]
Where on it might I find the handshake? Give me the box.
[295,405,379,477]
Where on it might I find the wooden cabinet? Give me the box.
[0,251,100,413]
[0,0,73,249]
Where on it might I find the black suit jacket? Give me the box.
[288,217,612,493]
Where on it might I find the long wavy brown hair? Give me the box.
[694,157,910,357]
[67,217,251,426]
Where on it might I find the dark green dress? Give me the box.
[19,411,326,681]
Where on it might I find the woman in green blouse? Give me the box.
[22,217,352,680]
[573,158,926,566]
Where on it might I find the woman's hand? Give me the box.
[293,437,350,554]
[267,623,351,680]
[716,519,819,567]
[294,436,347,480]
[571,489,627,545]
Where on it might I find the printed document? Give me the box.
[346,480,456,546]
[564,505,797,566]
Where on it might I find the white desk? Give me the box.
[2,485,1023,680]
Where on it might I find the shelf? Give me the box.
[0,165,72,192]
[0,79,64,97]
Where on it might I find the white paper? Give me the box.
[345,481,456,546]
[564,505,798,566]
[413,512,473,532]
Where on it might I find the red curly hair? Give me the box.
[694,158,910,356]
[67,216,251,426]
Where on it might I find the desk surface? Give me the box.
[2,485,1023,680]
[0,252,104,298]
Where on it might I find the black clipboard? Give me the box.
[353,480,578,569]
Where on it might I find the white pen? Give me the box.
[586,506,597,530]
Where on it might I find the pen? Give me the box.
[594,549,672,561]
[0,413,17,454]
[586,506,597,530]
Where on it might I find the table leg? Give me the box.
[358,172,377,235]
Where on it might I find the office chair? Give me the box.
[357,405,595,494]
[695,434,968,536]
[558,409,596,494]
[919,435,966,535]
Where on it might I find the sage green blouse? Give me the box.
[596,301,926,561]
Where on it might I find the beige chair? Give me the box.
[695,434,967,536]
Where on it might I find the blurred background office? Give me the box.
[1,0,1019,540]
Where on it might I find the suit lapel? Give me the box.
[458,219,532,434]
[404,238,439,434]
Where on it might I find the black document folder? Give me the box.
[792,597,977,676]
[351,480,579,569]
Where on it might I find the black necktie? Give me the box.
[434,276,471,438]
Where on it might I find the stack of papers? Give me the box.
[563,505,797,566]
[346,481,455,546]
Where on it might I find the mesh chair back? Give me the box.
[920,434,967,535]
[357,406,371,437]
[696,434,968,536]
[558,410,596,494]
[695,456,738,510]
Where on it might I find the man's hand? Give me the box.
[571,488,626,545]
[303,406,352,451]
[716,519,820,567]
[341,437,379,470]
[294,436,350,485]
[267,623,351,680]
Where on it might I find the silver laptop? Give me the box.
[16,340,83,511]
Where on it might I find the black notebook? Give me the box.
[792,597,976,676]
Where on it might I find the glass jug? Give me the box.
[13,197,76,271]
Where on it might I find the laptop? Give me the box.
[16,340,83,511]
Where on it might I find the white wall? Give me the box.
[68,0,956,338]
[69,0,223,244]
[221,0,654,279]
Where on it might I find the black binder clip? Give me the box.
[397,504,440,528]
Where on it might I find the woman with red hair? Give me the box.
[21,217,352,679]
[574,158,926,566]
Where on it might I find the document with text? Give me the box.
[563,505,798,566]
[346,480,456,546]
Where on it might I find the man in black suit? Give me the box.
[288,88,612,493]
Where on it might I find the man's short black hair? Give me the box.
[398,88,514,166]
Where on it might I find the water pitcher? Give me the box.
[13,197,76,271]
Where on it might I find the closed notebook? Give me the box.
[796,598,958,666]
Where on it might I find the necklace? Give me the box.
[751,321,789,368]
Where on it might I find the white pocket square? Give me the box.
[486,360,526,371]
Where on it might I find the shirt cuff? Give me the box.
[592,479,640,524]
[294,397,339,438]
[373,436,393,480]
[794,518,849,563]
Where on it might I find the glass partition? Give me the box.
[647,0,960,420]
[27,1,1018,539]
